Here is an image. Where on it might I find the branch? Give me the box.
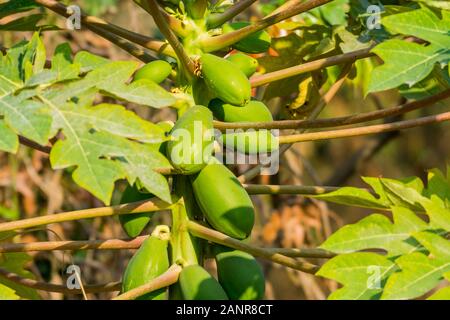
[112,264,182,300]
[214,89,450,130]
[0,197,175,233]
[244,184,340,195]
[266,247,336,259]
[207,0,258,28]
[200,0,333,52]
[0,237,147,253]
[18,136,52,153]
[0,267,121,294]
[142,0,196,77]
[187,221,320,274]
[35,0,176,58]
[250,48,373,87]
[278,111,450,144]
[0,235,336,259]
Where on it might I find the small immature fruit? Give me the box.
[133,60,172,84]
[222,22,271,54]
[226,53,259,78]
[200,54,251,106]
[208,99,273,123]
[219,130,279,155]
[192,78,216,107]
[179,265,228,300]
[185,0,207,19]
[121,226,170,300]
[119,184,154,238]
[215,248,265,300]
[167,106,214,175]
[191,164,254,239]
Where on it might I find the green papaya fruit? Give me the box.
[200,54,251,106]
[134,60,172,84]
[179,265,228,300]
[208,99,273,123]
[222,22,271,54]
[191,164,254,239]
[219,130,279,155]
[167,105,214,175]
[226,53,259,78]
[214,248,265,300]
[192,78,216,107]
[121,226,170,300]
[119,184,154,238]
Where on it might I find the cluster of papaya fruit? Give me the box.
[117,13,275,300]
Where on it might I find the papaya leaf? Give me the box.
[399,65,450,100]
[420,196,450,232]
[427,272,450,300]
[382,8,450,49]
[317,252,397,300]
[368,8,450,93]
[382,232,450,300]
[379,179,427,211]
[411,0,450,10]
[0,283,20,300]
[0,35,176,204]
[312,186,389,209]
[0,0,39,19]
[425,168,450,203]
[0,120,18,153]
[0,253,40,300]
[320,206,428,256]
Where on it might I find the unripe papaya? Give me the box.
[226,53,258,78]
[219,130,279,155]
[121,226,170,300]
[134,60,172,84]
[208,99,273,123]
[200,54,251,106]
[119,184,154,238]
[192,78,216,107]
[179,265,228,300]
[167,106,214,175]
[214,248,265,300]
[191,164,254,239]
[222,22,271,54]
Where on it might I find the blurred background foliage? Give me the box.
[0,0,449,299]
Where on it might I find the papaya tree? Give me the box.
[0,0,449,300]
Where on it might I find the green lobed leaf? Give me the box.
[317,252,397,300]
[0,120,18,153]
[313,186,390,210]
[0,0,39,19]
[427,272,450,300]
[320,206,428,256]
[382,8,450,49]
[0,252,40,300]
[382,231,450,300]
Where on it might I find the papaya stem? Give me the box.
[0,267,121,294]
[34,0,176,59]
[141,0,196,78]
[113,264,182,300]
[206,0,258,29]
[250,48,372,87]
[187,221,320,274]
[0,197,176,233]
[214,90,450,130]
[244,184,340,195]
[0,236,336,258]
[200,0,333,52]
[277,111,450,145]
[0,237,148,253]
